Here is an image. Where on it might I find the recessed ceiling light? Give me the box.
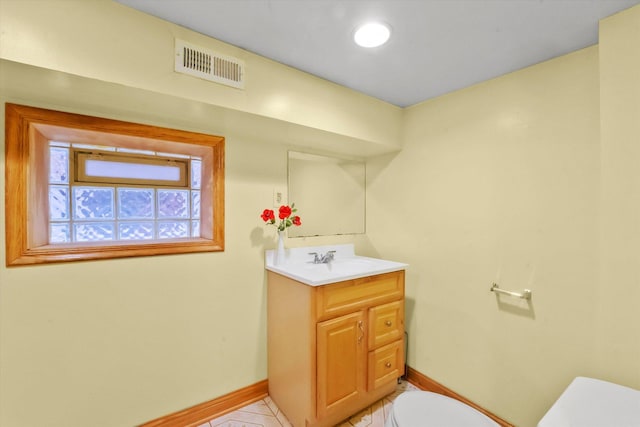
[354,22,391,48]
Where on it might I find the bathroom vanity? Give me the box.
[266,244,407,427]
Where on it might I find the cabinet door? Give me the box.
[317,311,366,418]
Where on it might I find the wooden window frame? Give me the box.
[5,103,225,266]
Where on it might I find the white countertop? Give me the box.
[265,243,408,286]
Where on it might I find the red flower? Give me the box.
[260,209,275,222]
[260,204,301,231]
[279,205,292,220]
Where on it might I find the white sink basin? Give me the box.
[265,244,407,286]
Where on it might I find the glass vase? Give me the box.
[275,229,286,266]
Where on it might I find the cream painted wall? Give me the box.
[0,60,363,426]
[0,3,398,421]
[1,1,639,427]
[597,7,640,386]
[0,0,402,155]
[366,6,639,427]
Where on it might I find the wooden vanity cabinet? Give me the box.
[267,270,405,427]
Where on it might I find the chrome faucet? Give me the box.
[322,250,336,263]
[308,250,336,264]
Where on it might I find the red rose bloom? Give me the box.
[279,205,292,220]
[261,209,275,222]
[260,204,301,231]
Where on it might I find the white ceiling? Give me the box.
[116,0,639,107]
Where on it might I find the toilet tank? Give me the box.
[538,376,640,427]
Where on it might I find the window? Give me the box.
[5,103,225,266]
[50,145,199,243]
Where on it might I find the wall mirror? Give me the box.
[288,150,365,237]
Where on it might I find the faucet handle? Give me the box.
[308,252,320,263]
[323,250,336,263]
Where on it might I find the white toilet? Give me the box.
[385,391,500,427]
[537,376,640,427]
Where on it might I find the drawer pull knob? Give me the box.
[385,362,392,368]
[385,320,393,326]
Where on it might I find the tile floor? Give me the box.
[200,380,419,427]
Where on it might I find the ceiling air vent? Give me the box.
[175,39,245,89]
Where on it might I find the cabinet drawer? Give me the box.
[369,300,404,349]
[367,340,404,391]
[316,271,404,320]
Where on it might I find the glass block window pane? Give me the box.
[49,147,69,184]
[158,190,190,218]
[191,159,202,189]
[191,191,200,219]
[74,222,114,241]
[158,221,189,239]
[119,222,154,240]
[118,188,154,219]
[48,142,202,245]
[49,185,69,220]
[73,187,114,220]
[50,223,70,243]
